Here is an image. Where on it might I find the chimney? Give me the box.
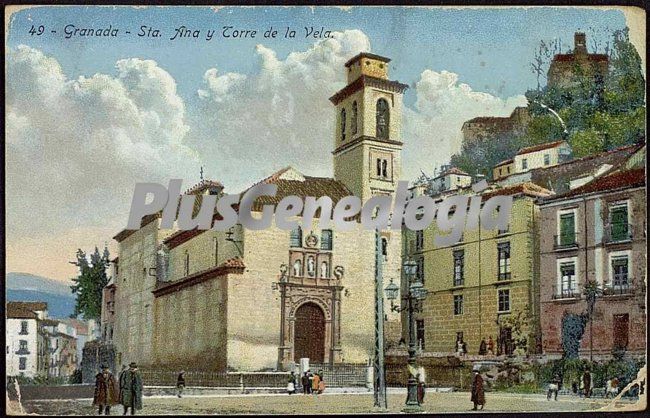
[574,32,587,55]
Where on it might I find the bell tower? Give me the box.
[330,53,408,203]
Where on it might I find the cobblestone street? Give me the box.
[23,391,640,415]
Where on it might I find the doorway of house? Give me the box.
[294,303,325,363]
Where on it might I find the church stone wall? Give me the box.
[151,274,229,371]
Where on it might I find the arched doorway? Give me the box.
[294,303,325,362]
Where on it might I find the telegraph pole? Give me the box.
[373,229,387,409]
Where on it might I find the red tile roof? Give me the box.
[544,168,645,201]
[8,301,47,312]
[516,140,567,155]
[7,305,39,319]
[481,182,553,200]
[494,159,514,167]
[436,167,470,178]
[329,75,408,105]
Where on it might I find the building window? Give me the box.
[559,261,577,297]
[611,255,629,286]
[290,226,302,248]
[320,229,333,250]
[498,289,511,312]
[340,108,346,141]
[381,238,388,260]
[19,340,28,352]
[351,101,358,135]
[416,257,424,284]
[609,202,630,242]
[184,251,190,276]
[453,294,464,315]
[213,237,219,266]
[544,154,550,165]
[376,98,390,139]
[453,250,464,286]
[376,158,389,178]
[415,230,423,252]
[497,242,511,280]
[558,211,576,246]
[416,320,425,350]
[19,321,28,335]
[19,357,27,371]
[522,158,528,170]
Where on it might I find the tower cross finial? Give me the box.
[200,166,204,181]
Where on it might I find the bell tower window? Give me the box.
[376,98,389,139]
[351,101,358,135]
[340,108,347,141]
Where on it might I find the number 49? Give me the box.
[29,25,45,36]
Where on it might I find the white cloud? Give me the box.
[6,35,527,280]
[402,69,527,178]
[192,30,371,190]
[5,45,199,253]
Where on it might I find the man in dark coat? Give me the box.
[471,371,485,410]
[301,372,310,395]
[120,362,143,415]
[176,371,186,398]
[93,365,119,415]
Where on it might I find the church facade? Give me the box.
[110,53,408,371]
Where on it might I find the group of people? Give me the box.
[457,336,497,356]
[478,337,496,356]
[92,362,143,415]
[288,370,325,395]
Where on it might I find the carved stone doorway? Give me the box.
[294,303,325,363]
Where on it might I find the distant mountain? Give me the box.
[6,272,76,318]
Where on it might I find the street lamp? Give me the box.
[385,258,428,412]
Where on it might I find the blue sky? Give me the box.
[5,6,633,280]
[8,6,627,105]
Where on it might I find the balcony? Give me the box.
[15,348,31,355]
[604,224,633,244]
[553,233,579,250]
[552,287,581,300]
[602,279,636,297]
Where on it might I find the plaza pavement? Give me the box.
[22,390,642,415]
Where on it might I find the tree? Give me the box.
[70,246,110,321]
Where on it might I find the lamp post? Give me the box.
[385,258,428,412]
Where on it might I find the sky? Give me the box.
[4,6,638,281]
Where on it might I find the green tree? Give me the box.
[70,246,110,321]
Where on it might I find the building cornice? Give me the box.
[152,259,245,298]
[329,75,408,106]
[332,135,403,155]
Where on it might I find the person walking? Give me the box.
[93,365,119,415]
[120,362,143,415]
[547,374,561,401]
[176,371,186,398]
[478,338,487,355]
[487,336,495,355]
[582,369,592,398]
[311,372,321,396]
[317,374,325,394]
[416,372,426,405]
[471,370,485,410]
[301,372,310,395]
[286,371,297,395]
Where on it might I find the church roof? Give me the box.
[152,257,245,297]
[239,166,352,212]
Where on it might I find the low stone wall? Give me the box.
[19,384,95,401]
